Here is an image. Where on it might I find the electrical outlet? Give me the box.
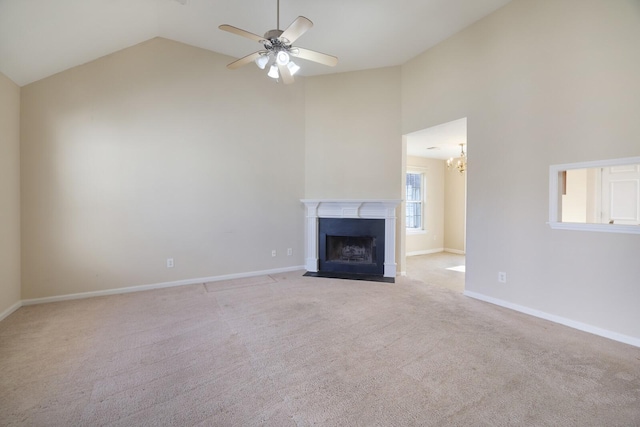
[287,248,293,256]
[498,272,507,283]
[167,258,174,268]
[271,250,277,257]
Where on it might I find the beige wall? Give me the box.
[304,67,403,273]
[304,67,402,199]
[444,161,466,253]
[0,72,21,315]
[402,0,640,339]
[20,38,306,299]
[404,155,466,256]
[561,169,588,223]
[405,156,444,255]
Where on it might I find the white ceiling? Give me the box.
[406,118,467,160]
[0,0,513,87]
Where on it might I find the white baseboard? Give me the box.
[406,248,444,257]
[464,291,640,348]
[21,265,305,307]
[444,248,465,255]
[0,300,22,322]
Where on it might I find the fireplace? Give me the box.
[301,199,401,281]
[319,218,385,276]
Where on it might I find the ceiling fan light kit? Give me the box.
[287,61,300,75]
[275,51,289,66]
[219,0,337,84]
[267,64,279,79]
[255,55,269,69]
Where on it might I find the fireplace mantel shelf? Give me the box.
[301,199,401,278]
[301,199,401,219]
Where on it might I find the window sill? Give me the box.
[547,222,640,235]
[406,229,427,235]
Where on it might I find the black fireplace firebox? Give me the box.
[318,218,385,276]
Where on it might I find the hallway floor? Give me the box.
[406,251,465,293]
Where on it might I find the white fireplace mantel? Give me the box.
[301,199,401,278]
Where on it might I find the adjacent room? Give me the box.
[404,118,467,293]
[1,0,639,424]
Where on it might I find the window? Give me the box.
[406,172,424,230]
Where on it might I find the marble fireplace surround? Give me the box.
[301,200,401,278]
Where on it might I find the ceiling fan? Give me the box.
[219,0,338,84]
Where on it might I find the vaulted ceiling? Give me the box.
[0,0,512,87]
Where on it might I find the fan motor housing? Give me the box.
[263,29,284,40]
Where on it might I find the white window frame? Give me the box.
[406,171,426,234]
[548,156,640,235]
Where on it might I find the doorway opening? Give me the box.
[402,117,467,292]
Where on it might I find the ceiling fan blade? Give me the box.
[293,47,338,67]
[280,16,313,43]
[227,52,262,69]
[219,25,264,43]
[277,63,294,84]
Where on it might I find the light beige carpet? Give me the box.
[406,252,466,293]
[1,271,639,426]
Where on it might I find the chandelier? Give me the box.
[447,143,467,173]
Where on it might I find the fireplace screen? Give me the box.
[326,236,375,265]
[318,218,385,276]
